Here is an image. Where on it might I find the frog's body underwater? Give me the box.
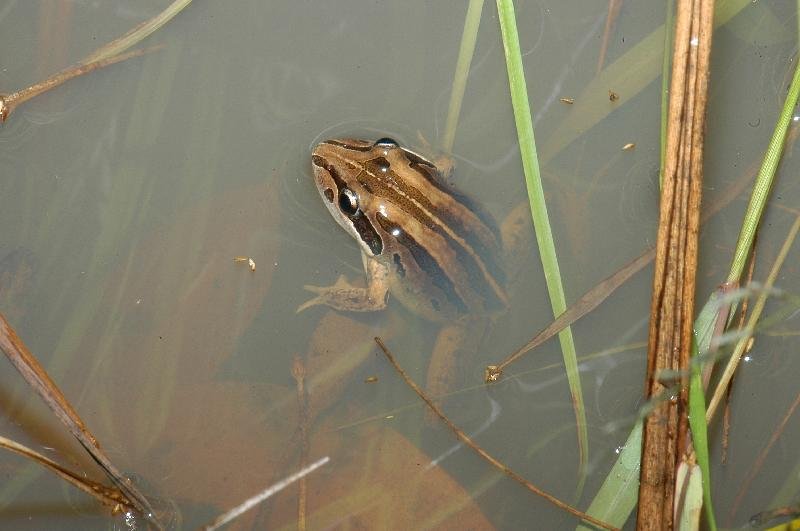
[299,137,522,398]
[299,137,509,324]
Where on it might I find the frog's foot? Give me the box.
[297,275,388,313]
[414,131,455,178]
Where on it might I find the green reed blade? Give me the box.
[441,0,485,153]
[495,0,588,495]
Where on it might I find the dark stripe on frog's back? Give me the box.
[389,156,506,288]
[403,149,504,249]
[375,213,469,316]
[360,157,507,313]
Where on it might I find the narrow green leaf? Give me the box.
[576,420,642,530]
[441,0,485,153]
[726,60,800,285]
[688,337,717,530]
[494,0,588,494]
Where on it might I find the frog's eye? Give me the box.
[339,187,360,216]
[374,137,398,148]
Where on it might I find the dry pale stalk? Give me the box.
[637,0,715,529]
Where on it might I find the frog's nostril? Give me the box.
[323,188,334,203]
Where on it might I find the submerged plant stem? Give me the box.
[0,47,154,123]
[374,337,618,531]
[0,313,160,527]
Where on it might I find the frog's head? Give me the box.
[311,138,404,257]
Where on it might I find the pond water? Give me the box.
[0,0,799,529]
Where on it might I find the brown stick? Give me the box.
[0,435,132,512]
[637,0,714,529]
[374,337,618,531]
[291,356,309,531]
[0,313,160,528]
[0,47,156,123]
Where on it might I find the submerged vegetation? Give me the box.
[1,0,799,529]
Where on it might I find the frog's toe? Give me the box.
[296,296,321,313]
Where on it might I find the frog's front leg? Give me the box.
[297,252,390,313]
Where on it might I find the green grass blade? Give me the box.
[696,57,800,356]
[707,216,800,423]
[726,60,800,285]
[576,419,643,530]
[688,336,717,530]
[495,0,588,494]
[441,0,485,153]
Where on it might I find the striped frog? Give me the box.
[299,137,525,394]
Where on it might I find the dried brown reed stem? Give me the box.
[637,0,714,527]
[0,435,132,513]
[0,47,155,123]
[0,313,160,528]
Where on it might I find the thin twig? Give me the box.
[596,0,624,74]
[0,47,156,123]
[721,244,756,463]
[292,356,309,531]
[0,435,132,513]
[730,387,800,520]
[0,313,160,527]
[374,337,618,531]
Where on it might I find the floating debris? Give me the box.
[234,256,256,272]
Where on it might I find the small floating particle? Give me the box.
[622,143,635,151]
[364,376,379,384]
[484,365,501,383]
[609,90,619,101]
[385,415,394,420]
[234,256,256,272]
[560,97,575,105]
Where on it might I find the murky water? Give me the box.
[1,1,799,528]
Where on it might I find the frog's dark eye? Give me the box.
[374,137,398,148]
[339,187,359,216]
